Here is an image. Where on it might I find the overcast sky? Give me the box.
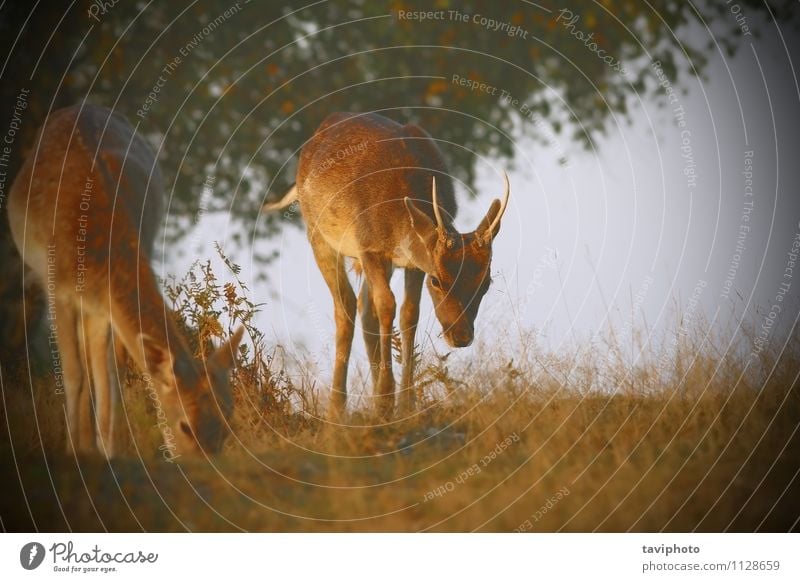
[171,13,800,387]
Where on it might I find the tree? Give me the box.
[0,0,797,363]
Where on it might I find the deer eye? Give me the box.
[430,276,443,290]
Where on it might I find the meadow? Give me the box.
[1,258,798,532]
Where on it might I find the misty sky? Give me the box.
[170,12,800,385]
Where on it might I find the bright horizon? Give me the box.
[161,14,800,390]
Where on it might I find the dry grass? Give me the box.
[1,257,798,532]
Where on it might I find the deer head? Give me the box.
[404,172,510,347]
[138,327,244,456]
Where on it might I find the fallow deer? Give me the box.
[8,104,243,458]
[263,112,509,419]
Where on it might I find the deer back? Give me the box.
[9,104,164,299]
[296,112,456,256]
[75,103,164,256]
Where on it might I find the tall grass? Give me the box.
[0,255,798,532]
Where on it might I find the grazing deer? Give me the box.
[264,112,509,419]
[8,104,243,457]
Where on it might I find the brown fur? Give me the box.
[281,112,509,418]
[8,104,242,457]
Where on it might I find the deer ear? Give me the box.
[404,197,437,243]
[209,326,245,370]
[475,172,510,243]
[475,199,503,242]
[136,333,176,390]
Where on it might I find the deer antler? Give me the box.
[483,171,510,243]
[432,176,446,236]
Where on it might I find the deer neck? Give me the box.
[109,258,201,391]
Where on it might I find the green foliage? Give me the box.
[1,0,798,252]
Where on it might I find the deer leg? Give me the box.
[54,299,94,454]
[310,236,356,420]
[86,317,117,458]
[359,280,381,389]
[399,268,424,416]
[109,332,126,453]
[360,254,396,419]
[76,307,99,453]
